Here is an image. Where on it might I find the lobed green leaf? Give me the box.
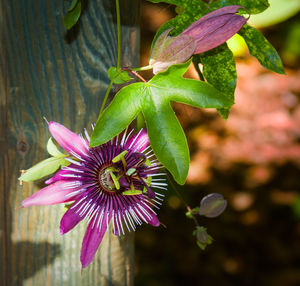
[91,61,232,184]
[90,83,144,147]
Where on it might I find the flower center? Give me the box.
[99,166,118,192]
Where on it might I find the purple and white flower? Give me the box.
[21,122,166,268]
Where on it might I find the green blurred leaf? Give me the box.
[64,0,82,30]
[239,24,285,74]
[292,195,300,220]
[19,156,70,182]
[91,61,233,185]
[226,33,248,56]
[108,67,132,84]
[248,0,300,28]
[47,138,63,157]
[282,22,300,66]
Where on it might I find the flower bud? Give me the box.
[199,193,227,218]
[149,6,248,74]
[181,5,248,54]
[193,226,213,250]
[150,28,196,74]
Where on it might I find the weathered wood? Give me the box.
[0,0,139,285]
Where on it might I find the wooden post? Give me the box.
[0,0,139,285]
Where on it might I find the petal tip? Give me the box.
[59,226,65,235]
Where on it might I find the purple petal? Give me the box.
[147,212,160,227]
[181,5,247,54]
[183,5,243,34]
[21,180,79,207]
[45,165,76,184]
[130,196,160,226]
[80,210,112,268]
[125,130,149,152]
[48,121,89,157]
[60,204,85,234]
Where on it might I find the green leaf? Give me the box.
[239,24,285,74]
[68,0,79,11]
[90,60,233,184]
[151,0,209,46]
[47,138,63,157]
[64,0,82,30]
[210,0,270,14]
[91,83,144,146]
[108,67,132,84]
[19,156,70,182]
[195,43,237,119]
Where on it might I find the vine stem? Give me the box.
[98,0,121,117]
[98,80,114,118]
[116,0,121,70]
[122,68,147,83]
[132,65,153,72]
[167,174,200,227]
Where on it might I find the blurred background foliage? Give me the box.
[135,1,300,285]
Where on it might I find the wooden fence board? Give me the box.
[0,0,139,285]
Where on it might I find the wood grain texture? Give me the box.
[0,0,139,285]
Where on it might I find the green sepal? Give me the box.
[64,203,73,211]
[185,206,200,219]
[19,156,70,182]
[47,138,63,157]
[193,226,213,250]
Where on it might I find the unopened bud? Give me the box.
[199,193,227,218]
[182,5,248,54]
[149,5,248,74]
[193,226,213,250]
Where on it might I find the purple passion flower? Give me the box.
[21,122,166,268]
[150,5,248,74]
